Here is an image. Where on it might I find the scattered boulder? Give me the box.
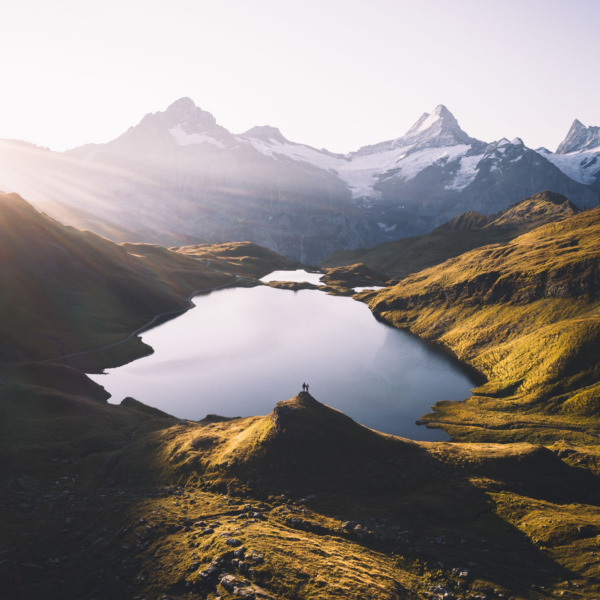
[199,565,221,581]
[219,574,239,592]
[226,537,242,547]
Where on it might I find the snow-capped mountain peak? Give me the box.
[539,118,600,186]
[113,97,234,149]
[352,105,477,161]
[163,97,230,139]
[556,119,600,154]
[405,104,459,137]
[400,104,475,149]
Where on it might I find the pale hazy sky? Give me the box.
[1,0,598,153]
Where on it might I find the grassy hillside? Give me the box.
[4,392,600,599]
[366,203,600,443]
[320,191,579,280]
[319,262,389,287]
[173,241,301,277]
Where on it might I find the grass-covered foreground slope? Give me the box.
[366,201,600,443]
[4,392,600,600]
[320,191,579,280]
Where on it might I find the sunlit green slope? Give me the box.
[366,201,600,442]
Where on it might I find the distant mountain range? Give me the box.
[1,99,599,263]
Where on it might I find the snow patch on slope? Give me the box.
[446,153,483,191]
[336,146,408,198]
[244,129,475,199]
[243,135,343,172]
[392,145,471,182]
[336,144,472,198]
[169,125,225,148]
[540,148,600,185]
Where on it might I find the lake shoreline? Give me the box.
[91,272,478,441]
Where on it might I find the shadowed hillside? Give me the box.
[0,192,236,365]
[0,190,304,415]
[320,191,580,280]
[0,192,302,370]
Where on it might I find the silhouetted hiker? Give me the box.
[302,382,307,393]
[306,383,309,393]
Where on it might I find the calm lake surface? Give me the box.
[91,276,477,441]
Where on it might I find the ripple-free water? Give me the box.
[91,277,477,441]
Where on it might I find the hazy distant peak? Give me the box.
[163,97,220,132]
[166,96,197,114]
[241,125,288,144]
[564,119,587,140]
[556,118,600,154]
[105,97,233,151]
[433,104,452,116]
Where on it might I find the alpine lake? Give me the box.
[90,270,478,441]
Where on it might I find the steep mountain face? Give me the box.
[1,100,599,263]
[556,119,600,154]
[538,119,600,193]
